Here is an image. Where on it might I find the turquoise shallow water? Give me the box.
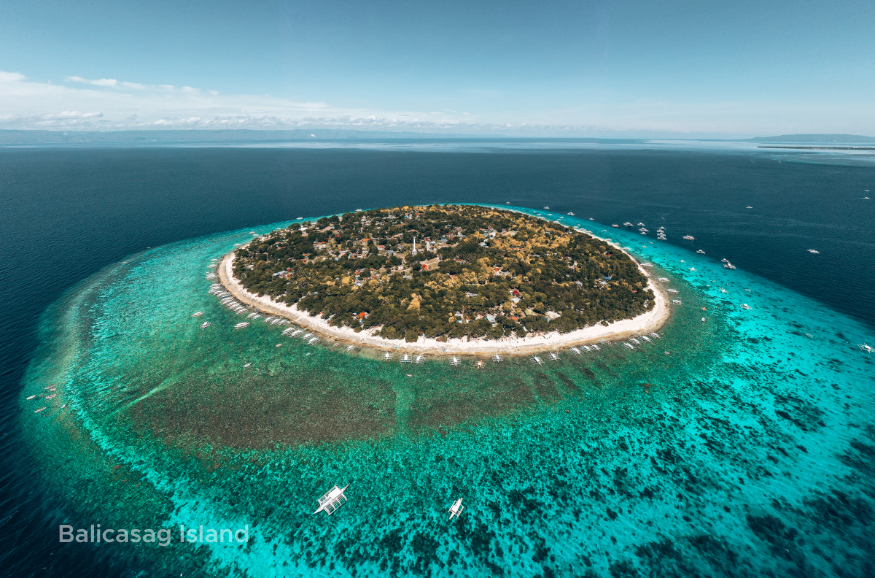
[20,207,875,577]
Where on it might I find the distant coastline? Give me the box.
[758,145,875,151]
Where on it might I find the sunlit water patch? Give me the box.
[21,207,875,577]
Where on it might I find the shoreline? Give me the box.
[218,242,670,357]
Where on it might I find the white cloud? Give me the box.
[0,69,872,136]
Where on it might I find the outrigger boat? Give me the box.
[234,322,249,329]
[531,356,543,365]
[649,333,660,339]
[415,355,424,364]
[200,322,211,329]
[741,304,752,310]
[401,354,412,364]
[591,344,600,351]
[346,345,356,352]
[192,311,204,317]
[859,344,873,353]
[683,235,695,241]
[570,347,581,355]
[629,338,640,345]
[384,352,393,361]
[448,498,464,521]
[492,354,502,363]
[313,484,350,516]
[549,352,560,361]
[641,335,651,343]
[623,342,634,350]
[450,356,462,366]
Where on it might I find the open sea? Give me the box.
[1,140,874,577]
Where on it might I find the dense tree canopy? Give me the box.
[233,205,653,342]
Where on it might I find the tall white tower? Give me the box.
[412,236,417,256]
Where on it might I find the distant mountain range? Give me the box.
[750,134,875,143]
[4,129,874,146]
[0,129,488,145]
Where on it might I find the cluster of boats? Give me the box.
[281,327,320,345]
[371,338,667,368]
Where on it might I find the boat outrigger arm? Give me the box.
[449,498,464,521]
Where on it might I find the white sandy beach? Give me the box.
[218,240,670,356]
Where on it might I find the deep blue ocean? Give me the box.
[1,140,874,577]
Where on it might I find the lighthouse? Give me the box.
[412,236,417,256]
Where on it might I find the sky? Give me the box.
[1,0,873,137]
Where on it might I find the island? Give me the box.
[219,205,669,354]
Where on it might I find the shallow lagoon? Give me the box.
[22,206,875,577]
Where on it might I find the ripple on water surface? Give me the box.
[21,208,875,577]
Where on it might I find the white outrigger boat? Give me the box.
[448,498,464,521]
[623,342,634,350]
[192,311,204,317]
[531,356,543,365]
[683,235,695,241]
[569,347,581,355]
[450,356,461,367]
[649,332,660,339]
[591,344,600,351]
[741,304,752,310]
[384,352,393,361]
[415,355,424,364]
[401,354,412,364]
[346,345,356,352]
[641,335,651,343]
[549,352,560,361]
[671,299,682,304]
[200,321,211,329]
[234,322,249,329]
[313,484,350,516]
[629,338,640,345]
[492,354,502,363]
[859,344,873,353]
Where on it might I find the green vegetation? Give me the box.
[233,205,653,342]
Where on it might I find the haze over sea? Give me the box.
[1,139,874,577]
